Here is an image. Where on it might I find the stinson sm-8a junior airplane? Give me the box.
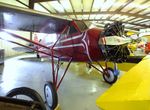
[0,3,131,109]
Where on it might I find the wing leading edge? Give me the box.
[0,3,71,34]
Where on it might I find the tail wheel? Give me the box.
[103,67,118,84]
[6,87,46,110]
[44,81,58,109]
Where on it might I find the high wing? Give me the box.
[0,3,71,33]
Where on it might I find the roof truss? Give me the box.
[14,0,150,31]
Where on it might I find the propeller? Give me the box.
[100,21,130,63]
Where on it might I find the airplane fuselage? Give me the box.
[53,28,104,62]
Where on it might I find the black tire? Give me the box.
[44,81,58,110]
[6,87,46,110]
[103,67,118,84]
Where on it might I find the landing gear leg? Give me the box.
[44,58,72,109]
[88,62,119,84]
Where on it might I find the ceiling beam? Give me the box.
[107,0,117,11]
[29,0,34,9]
[81,0,83,12]
[99,0,107,12]
[94,23,139,31]
[134,0,150,16]
[107,0,134,19]
[58,0,69,17]
[143,12,150,15]
[134,19,150,24]
[84,19,150,28]
[29,0,57,9]
[125,16,139,22]
[32,0,57,3]
[135,6,150,14]
[128,18,143,23]
[115,0,134,12]
[127,0,149,13]
[105,0,120,21]
[54,11,150,19]
[88,0,94,19]
[69,0,77,19]
[16,0,29,7]
[38,3,52,13]
[87,22,139,31]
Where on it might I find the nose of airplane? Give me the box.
[98,21,130,63]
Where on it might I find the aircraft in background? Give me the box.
[0,3,134,109]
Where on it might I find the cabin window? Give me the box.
[69,25,78,34]
[75,21,88,31]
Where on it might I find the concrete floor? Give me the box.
[0,54,113,110]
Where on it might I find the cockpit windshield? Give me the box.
[60,20,88,37]
[75,20,88,32]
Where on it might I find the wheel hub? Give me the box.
[104,70,114,82]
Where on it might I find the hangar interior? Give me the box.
[0,0,149,110]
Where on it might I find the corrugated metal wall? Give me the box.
[0,30,30,57]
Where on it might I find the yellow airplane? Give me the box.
[96,55,150,110]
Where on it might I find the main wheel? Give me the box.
[44,81,58,109]
[6,87,46,110]
[103,67,118,84]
